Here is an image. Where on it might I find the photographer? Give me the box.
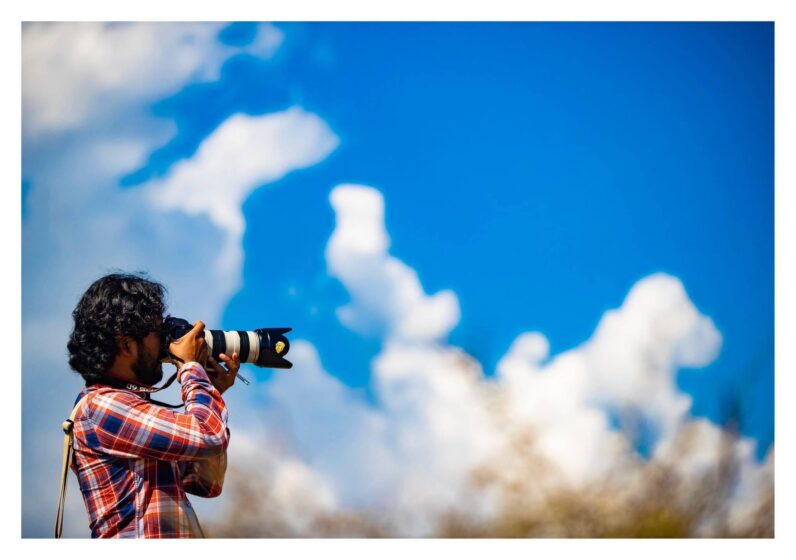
[62,273,240,538]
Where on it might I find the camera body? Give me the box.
[160,316,292,369]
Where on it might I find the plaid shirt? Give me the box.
[70,362,230,538]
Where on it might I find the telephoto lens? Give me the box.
[160,316,293,370]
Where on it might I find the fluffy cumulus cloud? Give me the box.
[147,109,339,279]
[494,272,723,483]
[209,185,773,537]
[22,22,284,137]
[20,23,336,537]
[326,185,460,342]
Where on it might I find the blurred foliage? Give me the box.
[205,421,773,538]
[440,422,773,538]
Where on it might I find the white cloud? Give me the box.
[22,22,284,137]
[582,274,722,439]
[146,108,339,283]
[258,341,399,509]
[326,185,460,342]
[240,23,285,59]
[491,274,724,484]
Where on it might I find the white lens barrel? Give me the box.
[226,330,241,357]
[204,329,261,363]
[247,330,260,363]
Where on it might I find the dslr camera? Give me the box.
[159,316,292,370]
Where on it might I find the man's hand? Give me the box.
[169,321,208,367]
[206,352,240,395]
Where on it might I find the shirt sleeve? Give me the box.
[79,362,230,462]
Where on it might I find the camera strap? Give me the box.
[96,371,184,409]
[54,393,91,538]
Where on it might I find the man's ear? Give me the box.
[117,336,137,358]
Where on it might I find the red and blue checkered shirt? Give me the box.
[70,362,230,538]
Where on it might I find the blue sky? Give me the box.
[125,22,773,453]
[21,22,773,536]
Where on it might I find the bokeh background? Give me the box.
[21,22,773,537]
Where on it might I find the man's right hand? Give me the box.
[169,321,208,367]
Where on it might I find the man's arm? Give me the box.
[79,362,229,462]
[179,349,240,497]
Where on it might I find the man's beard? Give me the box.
[132,345,163,386]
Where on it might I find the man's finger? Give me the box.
[189,321,206,337]
[219,353,237,365]
[206,356,223,375]
[219,352,240,374]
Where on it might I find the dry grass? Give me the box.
[205,421,773,538]
[439,423,773,538]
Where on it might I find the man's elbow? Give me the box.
[184,478,224,498]
[205,482,224,498]
[199,427,230,457]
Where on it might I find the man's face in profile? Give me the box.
[132,329,164,386]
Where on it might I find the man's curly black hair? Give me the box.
[67,273,167,385]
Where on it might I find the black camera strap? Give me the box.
[97,370,183,409]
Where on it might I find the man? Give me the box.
[65,273,240,538]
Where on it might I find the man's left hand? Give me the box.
[205,352,240,395]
